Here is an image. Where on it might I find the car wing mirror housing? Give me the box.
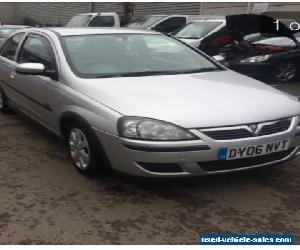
[213,55,225,64]
[16,63,45,75]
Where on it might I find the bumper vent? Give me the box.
[138,162,183,173]
[199,148,295,172]
[201,118,292,140]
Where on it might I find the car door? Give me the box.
[0,32,26,109]
[14,33,59,130]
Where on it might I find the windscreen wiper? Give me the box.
[94,68,223,78]
[176,36,199,39]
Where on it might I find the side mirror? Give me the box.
[16,63,45,75]
[212,55,225,63]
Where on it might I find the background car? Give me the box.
[223,16,300,83]
[199,14,300,83]
[66,12,120,27]
[253,32,300,48]
[0,25,29,46]
[173,16,225,47]
[127,14,206,34]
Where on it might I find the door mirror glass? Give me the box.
[16,63,45,75]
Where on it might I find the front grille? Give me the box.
[199,147,295,172]
[260,119,291,136]
[203,129,252,140]
[201,118,292,140]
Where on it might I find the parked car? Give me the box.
[0,28,299,177]
[200,14,300,83]
[252,32,300,48]
[66,12,120,27]
[0,25,29,46]
[127,15,208,34]
[174,16,226,47]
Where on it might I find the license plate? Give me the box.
[218,139,290,161]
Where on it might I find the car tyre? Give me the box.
[66,122,109,177]
[275,62,297,83]
[0,88,10,113]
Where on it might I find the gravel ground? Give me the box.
[0,83,299,244]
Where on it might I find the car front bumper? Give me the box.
[93,117,300,177]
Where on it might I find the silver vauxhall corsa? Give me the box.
[0,28,299,177]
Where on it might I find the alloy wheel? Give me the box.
[69,128,91,170]
[276,63,297,82]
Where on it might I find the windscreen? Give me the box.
[62,34,219,78]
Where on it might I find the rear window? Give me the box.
[89,16,115,27]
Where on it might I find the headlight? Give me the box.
[240,55,271,63]
[118,117,198,141]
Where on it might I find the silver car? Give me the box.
[0,27,299,177]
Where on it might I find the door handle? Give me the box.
[10,72,15,79]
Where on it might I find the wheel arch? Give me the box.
[59,110,112,173]
[59,111,92,140]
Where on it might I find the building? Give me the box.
[0,2,300,25]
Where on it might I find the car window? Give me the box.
[62,34,220,78]
[175,21,223,39]
[126,16,165,29]
[89,16,115,27]
[0,32,25,61]
[18,35,56,70]
[154,17,187,33]
[66,15,92,27]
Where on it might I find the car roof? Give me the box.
[43,27,158,36]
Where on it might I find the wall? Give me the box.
[15,2,90,25]
[0,2,16,24]
[201,2,248,15]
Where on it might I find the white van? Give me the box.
[66,12,120,28]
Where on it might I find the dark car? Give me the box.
[0,25,29,46]
[202,15,300,83]
[228,32,300,82]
